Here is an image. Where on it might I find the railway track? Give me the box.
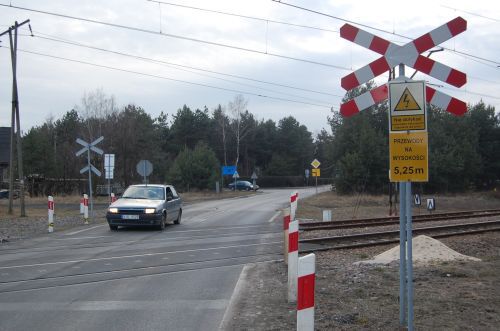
[299,209,500,231]
[299,219,500,253]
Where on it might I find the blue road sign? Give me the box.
[222,166,236,175]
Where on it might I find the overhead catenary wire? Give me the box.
[10,24,500,96]
[441,5,500,23]
[146,0,339,33]
[24,34,334,106]
[19,29,344,100]
[271,0,500,67]
[0,46,333,110]
[0,3,351,71]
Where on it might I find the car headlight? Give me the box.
[144,208,156,214]
[108,207,118,213]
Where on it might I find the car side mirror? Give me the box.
[167,196,172,201]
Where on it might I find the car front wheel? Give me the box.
[158,213,166,231]
[109,224,118,231]
[174,210,182,224]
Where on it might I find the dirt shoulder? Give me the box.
[225,233,499,330]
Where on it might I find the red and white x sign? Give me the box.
[341,17,467,90]
[339,17,468,117]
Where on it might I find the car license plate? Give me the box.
[122,214,139,220]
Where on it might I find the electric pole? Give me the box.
[1,19,30,216]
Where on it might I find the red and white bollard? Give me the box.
[80,196,84,214]
[111,192,117,203]
[83,194,89,224]
[288,220,299,302]
[48,196,55,233]
[290,191,299,221]
[297,253,316,331]
[283,208,291,265]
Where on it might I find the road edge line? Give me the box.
[218,264,250,330]
[268,210,281,223]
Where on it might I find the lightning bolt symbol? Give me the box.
[403,94,410,108]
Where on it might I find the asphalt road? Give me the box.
[0,187,325,331]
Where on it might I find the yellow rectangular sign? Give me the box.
[389,131,428,182]
[391,114,425,131]
[311,168,320,177]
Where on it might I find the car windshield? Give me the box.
[122,186,165,200]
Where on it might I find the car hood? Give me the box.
[110,198,163,209]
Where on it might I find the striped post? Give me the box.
[290,191,299,221]
[288,220,299,302]
[83,194,89,224]
[297,253,316,331]
[80,196,84,214]
[48,196,54,233]
[111,192,116,203]
[283,208,291,265]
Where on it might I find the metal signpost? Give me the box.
[311,159,321,193]
[221,165,237,191]
[104,153,115,198]
[251,171,258,187]
[136,160,153,184]
[339,17,468,331]
[76,136,104,222]
[232,170,239,189]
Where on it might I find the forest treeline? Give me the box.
[19,86,500,193]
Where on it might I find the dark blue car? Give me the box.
[228,180,259,191]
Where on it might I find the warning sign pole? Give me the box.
[339,17,467,331]
[394,64,415,331]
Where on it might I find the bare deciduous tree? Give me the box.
[76,88,117,140]
[228,95,249,168]
[213,105,228,166]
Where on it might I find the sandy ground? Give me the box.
[224,191,500,330]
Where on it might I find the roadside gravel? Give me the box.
[224,191,500,330]
[0,212,107,242]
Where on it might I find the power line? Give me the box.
[25,34,333,106]
[146,0,339,33]
[0,3,350,71]
[441,86,500,100]
[23,29,343,100]
[271,0,500,66]
[0,46,333,109]
[441,5,500,23]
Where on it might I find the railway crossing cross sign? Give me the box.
[338,17,468,331]
[339,17,468,117]
[76,136,104,221]
[76,137,104,177]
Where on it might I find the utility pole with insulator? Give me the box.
[1,19,31,216]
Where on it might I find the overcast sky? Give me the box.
[1,0,499,137]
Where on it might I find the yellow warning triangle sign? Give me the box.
[395,87,421,111]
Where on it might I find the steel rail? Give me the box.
[299,220,500,253]
[299,209,500,230]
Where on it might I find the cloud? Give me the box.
[0,0,498,135]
